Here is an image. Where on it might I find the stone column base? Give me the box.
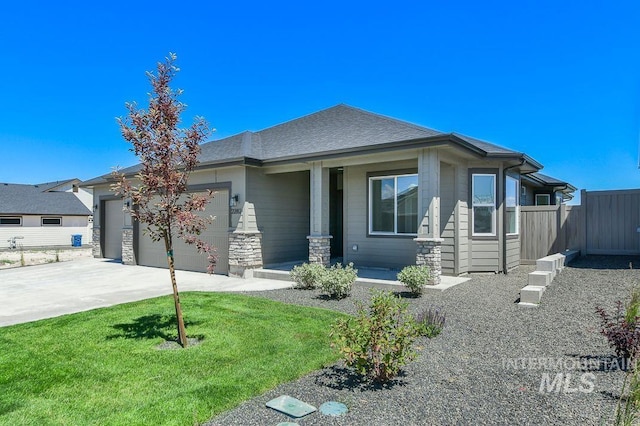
[122,228,134,265]
[229,232,263,278]
[307,235,332,266]
[92,228,101,258]
[414,237,444,285]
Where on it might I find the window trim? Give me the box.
[505,175,519,236]
[368,173,419,236]
[471,173,497,237]
[41,217,62,226]
[0,216,22,226]
[535,194,551,206]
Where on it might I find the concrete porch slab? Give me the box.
[254,267,471,292]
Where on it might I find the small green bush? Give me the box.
[331,290,419,383]
[290,262,326,289]
[320,262,357,299]
[397,265,431,295]
[625,287,640,325]
[415,306,446,338]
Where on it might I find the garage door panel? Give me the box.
[104,200,123,259]
[137,190,229,274]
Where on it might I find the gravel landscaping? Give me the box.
[206,256,640,425]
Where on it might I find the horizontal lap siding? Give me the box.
[0,216,90,248]
[247,169,310,265]
[344,161,417,269]
[471,240,499,271]
[506,238,519,270]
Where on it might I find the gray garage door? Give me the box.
[137,190,229,274]
[104,199,123,259]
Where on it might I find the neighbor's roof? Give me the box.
[84,104,543,183]
[0,180,91,216]
[524,172,577,191]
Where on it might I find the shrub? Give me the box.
[415,306,446,338]
[320,263,357,299]
[290,263,326,289]
[330,290,419,383]
[595,301,640,361]
[397,265,431,295]
[626,287,640,325]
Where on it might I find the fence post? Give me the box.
[579,189,588,256]
[558,203,566,251]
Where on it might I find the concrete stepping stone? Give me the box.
[319,401,348,416]
[266,395,316,418]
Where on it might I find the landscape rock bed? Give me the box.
[206,256,639,425]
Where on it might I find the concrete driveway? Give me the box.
[0,258,290,327]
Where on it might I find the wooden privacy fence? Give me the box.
[520,189,640,263]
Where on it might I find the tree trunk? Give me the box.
[163,230,188,348]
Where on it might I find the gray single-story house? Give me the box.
[0,179,93,248]
[83,104,571,282]
[521,172,576,206]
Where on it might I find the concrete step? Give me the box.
[252,268,293,282]
[519,285,545,305]
[528,270,552,287]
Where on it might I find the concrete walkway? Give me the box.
[0,258,291,327]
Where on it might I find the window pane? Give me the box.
[506,207,517,234]
[535,194,550,206]
[397,175,418,233]
[506,177,517,208]
[371,178,395,232]
[42,217,62,225]
[506,176,518,234]
[473,175,495,205]
[474,206,494,234]
[0,217,21,225]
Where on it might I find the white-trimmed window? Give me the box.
[369,174,418,235]
[506,176,519,235]
[535,194,550,206]
[0,217,22,226]
[42,217,62,226]
[472,174,496,236]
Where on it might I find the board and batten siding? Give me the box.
[0,215,90,248]
[439,163,456,275]
[246,168,310,265]
[343,160,417,269]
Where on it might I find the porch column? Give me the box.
[415,148,443,285]
[92,226,101,257]
[122,203,135,265]
[229,202,263,278]
[307,161,332,266]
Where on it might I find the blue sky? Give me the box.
[1,1,638,203]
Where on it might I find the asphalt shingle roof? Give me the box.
[87,104,536,181]
[0,182,91,215]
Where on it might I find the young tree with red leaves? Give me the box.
[112,53,214,348]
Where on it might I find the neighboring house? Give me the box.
[0,179,93,248]
[521,172,576,206]
[84,104,572,281]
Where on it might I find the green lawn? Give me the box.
[0,292,343,425]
